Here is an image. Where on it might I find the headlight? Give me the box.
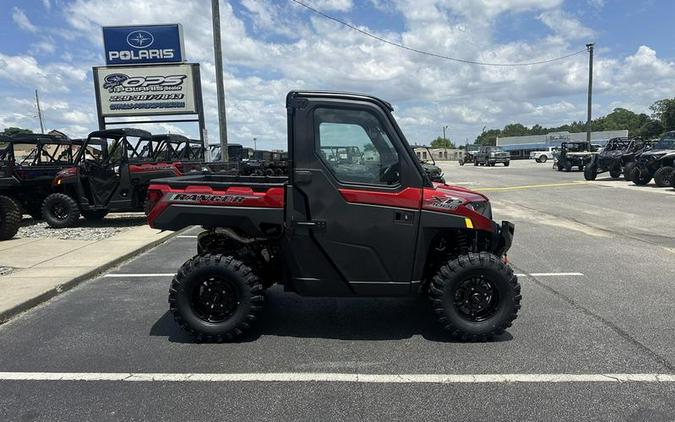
[465,201,492,219]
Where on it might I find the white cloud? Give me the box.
[11,8,37,33]
[538,10,595,41]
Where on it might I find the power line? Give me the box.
[289,0,588,67]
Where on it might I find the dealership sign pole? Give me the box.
[95,24,206,148]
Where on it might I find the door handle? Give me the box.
[394,211,414,224]
[294,170,312,184]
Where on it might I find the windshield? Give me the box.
[488,147,504,152]
[654,135,675,150]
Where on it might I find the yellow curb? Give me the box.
[478,181,589,191]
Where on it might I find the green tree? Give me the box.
[650,98,675,131]
[1,127,33,136]
[638,120,665,139]
[430,137,455,148]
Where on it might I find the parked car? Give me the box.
[146,90,520,342]
[631,132,675,187]
[474,146,510,166]
[529,147,557,163]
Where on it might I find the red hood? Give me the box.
[431,182,489,202]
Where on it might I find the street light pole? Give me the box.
[253,137,257,151]
[586,43,594,148]
[211,0,229,161]
[35,89,45,134]
[442,125,448,141]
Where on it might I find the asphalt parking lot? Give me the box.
[0,160,673,421]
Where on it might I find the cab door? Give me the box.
[285,96,425,296]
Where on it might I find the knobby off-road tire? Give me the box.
[428,252,521,341]
[504,161,510,167]
[0,195,21,241]
[169,254,264,342]
[81,210,108,221]
[42,193,80,228]
[631,168,652,186]
[538,155,548,163]
[584,164,597,180]
[653,166,674,187]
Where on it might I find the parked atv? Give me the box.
[416,147,445,183]
[459,145,478,166]
[584,137,640,180]
[621,139,656,180]
[147,90,520,342]
[41,128,197,228]
[0,134,86,239]
[556,142,595,172]
[631,132,675,187]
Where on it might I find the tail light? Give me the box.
[146,188,163,215]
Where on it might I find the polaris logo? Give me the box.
[108,49,175,62]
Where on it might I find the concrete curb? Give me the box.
[0,229,184,324]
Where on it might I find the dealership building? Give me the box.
[496,130,629,158]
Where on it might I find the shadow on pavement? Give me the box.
[150,288,513,344]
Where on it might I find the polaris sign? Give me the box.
[103,24,185,65]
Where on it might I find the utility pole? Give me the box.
[442,125,448,141]
[586,43,594,147]
[35,89,45,134]
[253,137,257,151]
[211,0,228,161]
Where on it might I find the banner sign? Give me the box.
[94,64,199,117]
[102,24,185,65]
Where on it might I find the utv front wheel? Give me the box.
[0,195,22,240]
[584,164,597,180]
[631,168,651,186]
[429,252,521,341]
[609,167,622,179]
[169,254,264,342]
[42,193,80,228]
[653,166,673,187]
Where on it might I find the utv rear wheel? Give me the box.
[653,166,674,187]
[42,193,80,228]
[504,161,510,167]
[0,195,21,241]
[631,168,651,186]
[584,164,597,180]
[169,254,264,342]
[429,252,521,341]
[82,210,109,221]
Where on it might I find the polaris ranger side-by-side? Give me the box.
[147,91,520,342]
[42,128,203,228]
[0,134,87,240]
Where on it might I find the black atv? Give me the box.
[0,134,86,239]
[631,132,675,187]
[584,137,646,181]
[620,139,656,180]
[415,147,445,183]
[557,142,595,172]
[459,145,478,166]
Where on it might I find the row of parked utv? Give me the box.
[0,128,291,241]
[582,131,675,188]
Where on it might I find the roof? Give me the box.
[287,90,394,111]
[6,134,73,145]
[88,128,152,139]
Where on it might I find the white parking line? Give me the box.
[177,235,198,239]
[520,272,584,277]
[0,372,672,383]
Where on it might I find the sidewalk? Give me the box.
[0,225,177,322]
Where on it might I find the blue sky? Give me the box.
[1,0,674,149]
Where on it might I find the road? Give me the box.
[0,160,673,421]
